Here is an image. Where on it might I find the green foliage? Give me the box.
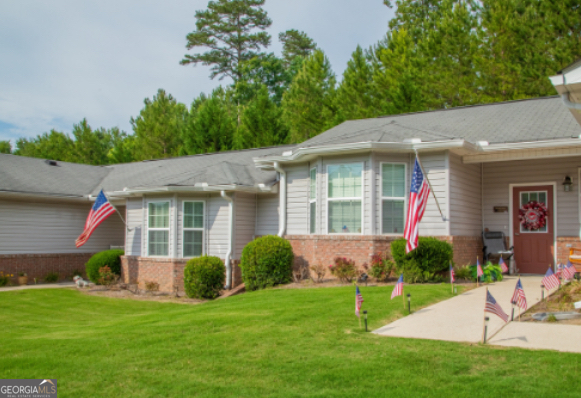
[0,140,12,154]
[85,249,124,284]
[391,238,453,274]
[454,265,474,281]
[236,53,292,105]
[97,266,117,287]
[239,235,293,291]
[44,272,59,283]
[183,255,225,299]
[471,262,503,283]
[329,257,358,283]
[0,271,12,287]
[368,252,395,282]
[279,29,316,66]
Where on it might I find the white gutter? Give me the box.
[106,183,275,198]
[561,93,581,111]
[221,190,234,289]
[273,161,286,237]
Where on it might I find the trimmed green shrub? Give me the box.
[183,255,225,299]
[391,238,453,283]
[240,235,294,291]
[86,249,124,284]
[471,262,503,283]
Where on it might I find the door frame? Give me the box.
[508,182,557,272]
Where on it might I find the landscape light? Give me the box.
[407,293,411,314]
[483,316,490,344]
[363,310,368,332]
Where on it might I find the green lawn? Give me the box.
[1,285,579,397]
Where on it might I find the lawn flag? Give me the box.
[403,158,430,254]
[75,190,116,248]
[485,290,509,322]
[450,264,456,283]
[542,267,560,291]
[391,274,404,299]
[355,286,364,317]
[499,257,509,274]
[511,278,527,311]
[563,260,576,280]
[476,258,484,278]
[556,263,563,278]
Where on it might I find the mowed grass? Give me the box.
[0,285,580,397]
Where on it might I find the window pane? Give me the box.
[310,168,317,199]
[310,202,316,233]
[382,163,405,198]
[148,202,169,228]
[184,202,204,229]
[539,192,546,204]
[184,230,203,257]
[328,164,362,198]
[521,192,529,205]
[328,200,362,233]
[148,230,168,256]
[530,192,538,202]
[382,200,405,234]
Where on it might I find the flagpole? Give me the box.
[476,256,479,288]
[414,150,447,221]
[518,274,521,322]
[99,191,133,231]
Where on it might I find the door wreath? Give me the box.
[518,200,547,231]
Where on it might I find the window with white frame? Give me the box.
[310,167,317,234]
[183,201,204,257]
[148,201,170,256]
[381,163,406,234]
[327,163,362,234]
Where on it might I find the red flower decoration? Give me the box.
[518,200,547,231]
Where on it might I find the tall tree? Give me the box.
[69,119,114,165]
[14,130,74,161]
[282,50,337,143]
[0,140,11,154]
[279,29,317,66]
[236,53,292,105]
[180,0,272,82]
[131,89,188,160]
[107,129,134,164]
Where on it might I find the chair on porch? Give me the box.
[568,249,581,273]
[482,231,514,263]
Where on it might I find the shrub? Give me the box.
[368,252,395,282]
[329,257,358,283]
[145,280,160,293]
[310,264,327,283]
[86,249,124,284]
[454,265,474,281]
[44,272,59,283]
[239,235,293,291]
[471,262,503,283]
[184,255,225,299]
[391,238,453,283]
[0,271,12,287]
[97,266,117,287]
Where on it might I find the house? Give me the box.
[3,65,581,291]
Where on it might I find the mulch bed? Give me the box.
[519,281,581,325]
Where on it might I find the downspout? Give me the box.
[561,93,581,110]
[273,161,287,237]
[221,190,234,289]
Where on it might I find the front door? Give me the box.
[512,185,554,274]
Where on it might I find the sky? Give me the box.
[0,1,394,144]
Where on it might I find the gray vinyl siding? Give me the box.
[482,156,581,237]
[256,193,279,236]
[449,152,482,236]
[286,165,309,235]
[416,152,449,236]
[125,198,142,255]
[0,198,125,254]
[234,192,256,258]
[206,195,231,258]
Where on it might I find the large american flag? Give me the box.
[355,286,364,317]
[75,190,116,248]
[404,158,430,253]
[391,274,404,299]
[476,258,484,278]
[485,290,508,322]
[542,267,560,290]
[511,278,527,310]
[450,264,455,283]
[499,257,509,274]
[563,260,577,280]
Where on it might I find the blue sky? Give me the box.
[0,1,394,143]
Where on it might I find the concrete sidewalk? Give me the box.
[489,322,581,353]
[0,282,76,292]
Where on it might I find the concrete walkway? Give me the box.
[373,275,581,354]
[0,282,76,292]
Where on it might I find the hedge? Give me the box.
[391,238,453,283]
[183,255,225,299]
[239,235,294,291]
[86,249,124,284]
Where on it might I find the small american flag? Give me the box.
[450,264,455,283]
[476,258,484,278]
[556,263,563,278]
[563,260,576,280]
[391,274,404,299]
[403,158,430,253]
[542,267,560,291]
[355,286,364,317]
[485,290,508,322]
[499,257,509,274]
[76,190,116,248]
[511,278,527,310]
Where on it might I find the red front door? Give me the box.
[512,185,554,274]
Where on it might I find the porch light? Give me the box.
[563,175,573,192]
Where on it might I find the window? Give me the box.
[519,191,548,233]
[310,167,317,234]
[183,201,204,257]
[381,163,406,234]
[148,201,170,256]
[327,163,363,233]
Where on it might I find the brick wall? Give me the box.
[0,253,94,284]
[557,236,581,267]
[450,236,483,266]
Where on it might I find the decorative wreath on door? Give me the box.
[518,200,548,231]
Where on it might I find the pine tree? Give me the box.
[236,53,291,105]
[282,50,337,143]
[70,119,114,165]
[14,130,74,161]
[0,140,11,154]
[279,29,317,66]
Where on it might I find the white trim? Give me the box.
[379,161,407,235]
[181,200,206,258]
[508,182,557,272]
[325,162,364,235]
[146,199,171,258]
[309,166,317,234]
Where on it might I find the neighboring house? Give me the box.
[3,64,581,291]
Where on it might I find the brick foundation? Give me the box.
[556,236,581,265]
[121,256,242,293]
[0,253,94,284]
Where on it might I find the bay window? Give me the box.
[381,163,406,234]
[327,163,363,234]
[183,201,204,257]
[148,201,170,256]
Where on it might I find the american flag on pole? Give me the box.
[75,190,116,248]
[355,286,364,317]
[450,264,455,283]
[542,267,560,290]
[485,290,508,322]
[391,274,404,299]
[499,257,509,274]
[556,263,563,278]
[404,158,430,253]
[563,260,577,280]
[511,278,527,310]
[476,258,484,278]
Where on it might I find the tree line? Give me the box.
[2,0,580,164]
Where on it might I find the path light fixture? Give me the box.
[541,284,545,301]
[563,175,573,192]
[363,310,368,332]
[407,293,411,314]
[454,286,457,295]
[483,317,490,343]
[360,273,368,286]
[511,302,515,321]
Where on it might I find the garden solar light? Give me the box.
[363,310,368,332]
[407,293,411,314]
[541,284,545,301]
[360,273,368,286]
[483,316,490,344]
